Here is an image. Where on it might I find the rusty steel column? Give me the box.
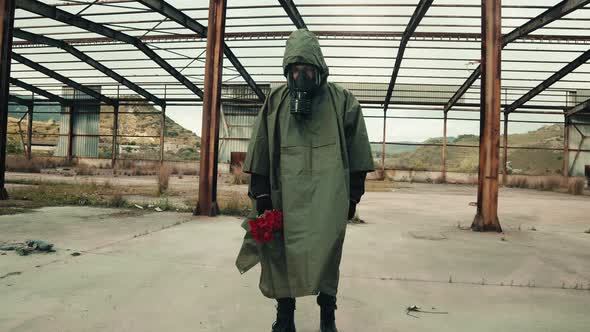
[0,0,15,200]
[196,0,227,216]
[563,115,570,177]
[111,104,119,168]
[472,0,502,232]
[160,105,166,164]
[67,105,75,161]
[27,103,33,160]
[502,112,508,184]
[381,110,386,179]
[442,112,448,183]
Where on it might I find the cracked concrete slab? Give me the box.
[1,184,589,331]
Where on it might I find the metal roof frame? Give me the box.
[12,52,117,105]
[383,0,433,113]
[137,0,265,100]
[2,0,589,113]
[16,0,203,99]
[444,0,590,112]
[505,48,590,113]
[13,28,164,106]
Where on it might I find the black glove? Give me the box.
[256,195,273,215]
[348,200,357,220]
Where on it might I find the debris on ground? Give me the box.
[155,207,163,212]
[0,271,22,279]
[406,305,448,318]
[0,240,55,256]
[71,252,81,257]
[348,214,366,224]
[469,202,477,206]
[134,204,144,209]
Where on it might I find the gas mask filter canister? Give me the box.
[287,65,321,117]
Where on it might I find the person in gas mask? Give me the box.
[236,28,374,332]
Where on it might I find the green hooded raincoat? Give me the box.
[235,29,374,299]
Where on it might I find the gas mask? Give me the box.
[287,65,322,117]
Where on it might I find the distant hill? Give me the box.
[371,142,419,157]
[7,102,200,159]
[384,125,565,175]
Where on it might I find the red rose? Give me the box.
[249,209,284,243]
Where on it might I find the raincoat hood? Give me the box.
[282,29,329,80]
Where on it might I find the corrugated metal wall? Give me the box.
[55,86,102,158]
[218,84,270,163]
[566,90,590,177]
[569,115,590,177]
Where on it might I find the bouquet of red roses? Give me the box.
[249,209,284,243]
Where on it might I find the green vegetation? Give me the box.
[6,179,250,216]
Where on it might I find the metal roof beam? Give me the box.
[505,49,590,113]
[8,95,33,107]
[444,0,590,112]
[10,78,69,105]
[278,0,307,29]
[12,53,116,105]
[16,0,203,99]
[566,98,590,116]
[383,0,433,113]
[136,0,265,101]
[13,29,164,107]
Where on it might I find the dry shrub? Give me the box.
[157,164,172,195]
[6,156,73,173]
[182,167,198,176]
[568,178,585,195]
[115,160,160,176]
[218,191,250,216]
[230,163,250,185]
[77,163,98,176]
[109,192,128,208]
[534,175,565,191]
[506,175,529,188]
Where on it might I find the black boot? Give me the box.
[272,298,296,332]
[317,293,338,332]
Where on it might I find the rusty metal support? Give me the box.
[160,105,166,164]
[111,104,119,169]
[502,112,509,184]
[0,0,15,200]
[27,102,33,160]
[380,110,386,179]
[196,0,227,216]
[442,112,448,183]
[472,0,502,233]
[564,115,570,177]
[67,105,75,161]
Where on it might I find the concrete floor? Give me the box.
[1,184,589,332]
